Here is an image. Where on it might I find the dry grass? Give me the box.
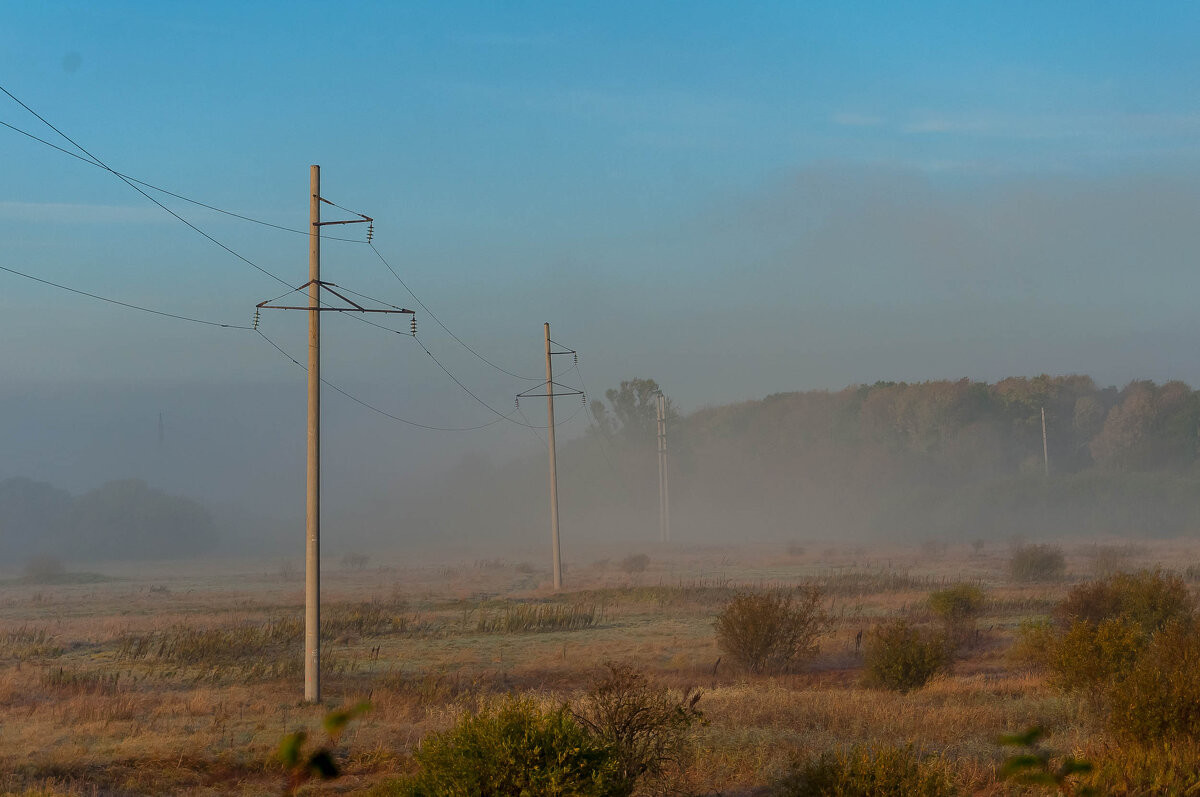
[0,541,1196,794]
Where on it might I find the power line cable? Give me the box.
[0,118,369,243]
[0,264,253,329]
[255,328,513,432]
[369,242,541,381]
[412,333,546,428]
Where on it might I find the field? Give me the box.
[1,539,1198,796]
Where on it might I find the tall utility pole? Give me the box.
[545,323,561,590]
[656,392,670,543]
[1041,406,1050,478]
[256,165,411,702]
[516,326,582,592]
[305,165,321,703]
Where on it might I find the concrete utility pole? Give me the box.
[1041,406,1050,478]
[516,327,582,592]
[545,322,562,591]
[305,165,321,703]
[656,392,670,543]
[256,165,409,702]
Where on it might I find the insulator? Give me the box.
[366,222,374,242]
[515,398,520,408]
[410,316,417,335]
[573,352,578,364]
[252,308,260,330]
[581,394,586,404]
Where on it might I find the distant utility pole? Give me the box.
[1041,406,1050,477]
[656,391,670,543]
[517,324,581,591]
[256,165,412,703]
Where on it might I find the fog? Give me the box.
[5,166,1200,564]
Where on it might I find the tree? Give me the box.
[65,479,217,560]
[590,378,675,443]
[0,477,72,561]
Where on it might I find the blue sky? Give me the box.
[3,2,1200,504]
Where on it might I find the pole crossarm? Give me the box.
[257,280,414,314]
[517,382,584,399]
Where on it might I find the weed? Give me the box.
[476,602,599,633]
[774,745,957,796]
[1009,544,1067,582]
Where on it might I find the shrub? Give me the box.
[391,698,626,797]
[863,619,948,693]
[1056,569,1193,634]
[1108,620,1200,740]
[574,662,702,790]
[1009,544,1066,582]
[619,554,650,574]
[1047,617,1144,692]
[928,584,985,649]
[714,588,830,674]
[774,745,957,796]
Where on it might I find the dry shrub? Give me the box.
[928,584,985,650]
[862,619,948,693]
[714,589,830,674]
[574,662,702,790]
[1009,544,1066,583]
[1047,617,1144,692]
[1056,568,1193,633]
[775,745,957,796]
[1108,620,1200,740]
[620,554,650,574]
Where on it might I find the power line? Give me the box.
[369,242,541,381]
[255,328,513,432]
[0,118,369,243]
[412,333,547,429]
[0,264,253,329]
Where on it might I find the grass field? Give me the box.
[1,538,1197,795]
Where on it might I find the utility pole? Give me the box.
[516,326,582,592]
[545,323,561,590]
[305,164,321,704]
[256,165,411,702]
[1041,406,1050,478]
[656,392,670,543]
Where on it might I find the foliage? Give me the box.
[278,702,369,796]
[1009,544,1067,582]
[1108,620,1200,740]
[774,745,957,797]
[1077,740,1200,795]
[390,698,626,797]
[928,584,985,648]
[998,727,1094,795]
[67,479,217,560]
[590,378,673,442]
[863,619,948,693]
[22,555,65,582]
[714,588,830,674]
[1047,618,1144,692]
[1056,568,1193,634]
[574,662,703,789]
[476,602,600,633]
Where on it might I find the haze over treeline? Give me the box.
[389,374,1200,549]
[6,372,1200,562]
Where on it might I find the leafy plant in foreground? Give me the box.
[278,701,369,796]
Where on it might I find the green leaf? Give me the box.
[323,701,370,738]
[998,726,1044,747]
[277,731,306,768]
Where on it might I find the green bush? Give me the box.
[387,698,626,797]
[1108,620,1200,740]
[1047,617,1144,691]
[1056,569,1193,634]
[863,619,948,693]
[715,589,830,674]
[1009,544,1066,582]
[574,662,702,789]
[774,745,957,796]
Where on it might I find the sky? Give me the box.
[2,2,1200,517]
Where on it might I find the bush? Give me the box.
[863,619,948,693]
[1108,620,1200,740]
[1047,617,1145,691]
[774,745,957,796]
[574,662,702,790]
[928,584,985,649]
[390,698,626,797]
[715,588,830,674]
[1056,569,1193,634]
[1009,544,1066,582]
